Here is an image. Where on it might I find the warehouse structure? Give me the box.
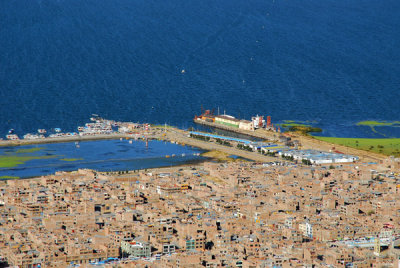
[279,149,358,164]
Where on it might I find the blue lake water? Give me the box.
[0,139,205,178]
[1,0,399,138]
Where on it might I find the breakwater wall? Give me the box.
[0,133,135,147]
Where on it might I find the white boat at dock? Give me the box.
[23,133,43,140]
[6,134,19,140]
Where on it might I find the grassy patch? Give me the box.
[202,151,250,163]
[202,151,233,162]
[60,158,83,162]
[313,136,400,156]
[0,155,56,168]
[0,176,19,179]
[356,120,400,127]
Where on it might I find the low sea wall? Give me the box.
[0,133,132,147]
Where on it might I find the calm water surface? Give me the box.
[0,139,205,178]
[0,0,399,138]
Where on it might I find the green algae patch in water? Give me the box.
[355,121,400,138]
[0,176,19,180]
[60,158,83,162]
[280,120,321,134]
[281,123,312,128]
[0,155,56,168]
[356,121,400,127]
[15,147,45,154]
[0,139,205,179]
[280,122,322,135]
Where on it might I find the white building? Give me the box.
[279,149,358,164]
[299,222,313,238]
[121,240,151,258]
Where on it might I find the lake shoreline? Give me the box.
[0,133,132,147]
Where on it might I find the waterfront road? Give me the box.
[194,120,386,163]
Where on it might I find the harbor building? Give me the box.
[279,149,359,164]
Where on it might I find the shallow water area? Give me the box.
[312,122,400,139]
[0,139,205,179]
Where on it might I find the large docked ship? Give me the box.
[194,109,276,132]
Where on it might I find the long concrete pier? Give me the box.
[0,133,132,147]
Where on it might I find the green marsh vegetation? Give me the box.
[280,121,322,135]
[313,137,400,157]
[356,121,400,137]
[15,147,44,153]
[0,155,56,168]
[0,147,56,168]
[356,121,400,127]
[0,176,19,179]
